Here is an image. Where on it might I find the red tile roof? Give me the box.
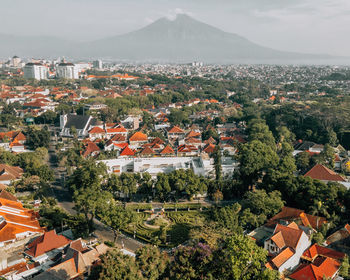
[0,164,24,182]
[129,131,147,142]
[289,257,341,280]
[265,206,327,231]
[0,197,44,243]
[140,146,155,155]
[270,247,294,268]
[304,164,345,182]
[88,127,105,134]
[120,146,135,156]
[203,143,216,154]
[160,145,175,155]
[107,126,127,134]
[167,126,185,134]
[26,230,71,257]
[302,244,345,262]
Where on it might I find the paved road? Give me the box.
[47,140,143,252]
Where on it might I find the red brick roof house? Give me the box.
[177,144,198,157]
[160,145,175,155]
[140,146,156,156]
[32,240,109,280]
[264,222,311,273]
[0,131,27,152]
[119,145,135,157]
[289,256,341,280]
[304,164,346,183]
[0,164,24,185]
[106,125,128,139]
[265,206,328,232]
[129,132,148,149]
[25,230,71,263]
[88,126,105,140]
[82,142,100,158]
[167,126,185,140]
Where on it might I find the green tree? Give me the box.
[238,140,279,188]
[97,249,142,280]
[135,245,169,280]
[247,119,275,148]
[217,234,277,280]
[98,204,135,242]
[25,126,50,149]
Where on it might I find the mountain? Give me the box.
[0,14,347,64]
[81,14,338,64]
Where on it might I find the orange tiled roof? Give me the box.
[160,145,175,155]
[120,146,135,156]
[26,230,71,257]
[167,126,185,134]
[0,197,44,243]
[289,257,341,280]
[129,131,147,142]
[89,127,105,134]
[107,127,127,134]
[203,143,216,154]
[303,244,345,262]
[304,164,345,182]
[271,247,294,268]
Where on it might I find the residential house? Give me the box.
[25,230,71,263]
[304,164,350,189]
[264,222,311,273]
[0,190,45,248]
[167,126,186,140]
[32,239,109,280]
[325,224,350,255]
[0,164,23,185]
[88,126,105,140]
[129,132,148,149]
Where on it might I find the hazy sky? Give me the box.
[1,0,350,56]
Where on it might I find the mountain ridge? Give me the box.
[0,14,347,64]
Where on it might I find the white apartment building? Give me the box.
[56,62,79,79]
[23,63,48,80]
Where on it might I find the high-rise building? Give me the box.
[23,63,48,80]
[56,62,79,79]
[93,60,103,69]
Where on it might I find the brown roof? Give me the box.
[160,145,175,155]
[265,206,327,231]
[0,164,23,182]
[167,126,185,134]
[140,146,155,155]
[26,230,71,257]
[270,223,304,250]
[326,224,350,245]
[304,164,345,182]
[0,189,18,201]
